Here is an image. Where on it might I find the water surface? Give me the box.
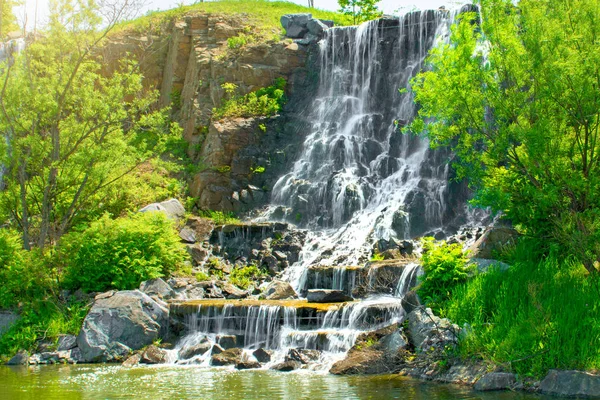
[0,365,551,400]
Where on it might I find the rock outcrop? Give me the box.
[539,370,600,398]
[77,290,169,362]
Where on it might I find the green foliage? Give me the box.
[370,251,384,261]
[198,210,240,225]
[59,212,188,293]
[410,0,600,273]
[0,1,180,248]
[251,166,266,174]
[195,271,211,282]
[338,0,382,24]
[0,230,51,309]
[0,0,19,38]
[212,78,286,120]
[227,33,253,49]
[443,240,600,377]
[0,298,89,360]
[418,237,471,309]
[229,264,266,289]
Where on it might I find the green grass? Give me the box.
[116,0,353,35]
[439,239,600,378]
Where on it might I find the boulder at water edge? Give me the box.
[306,289,353,303]
[539,370,600,397]
[77,290,169,362]
[264,280,297,300]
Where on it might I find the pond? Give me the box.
[0,365,552,400]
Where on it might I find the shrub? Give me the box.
[212,78,286,120]
[0,230,50,309]
[418,237,471,308]
[229,264,266,289]
[59,212,188,293]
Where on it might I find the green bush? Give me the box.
[444,241,600,377]
[212,78,286,120]
[59,212,188,293]
[229,264,266,289]
[0,230,50,309]
[418,237,471,309]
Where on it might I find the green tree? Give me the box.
[0,0,19,38]
[338,0,382,25]
[410,0,600,273]
[0,0,179,250]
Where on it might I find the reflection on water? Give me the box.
[0,365,551,400]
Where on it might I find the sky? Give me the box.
[14,0,459,32]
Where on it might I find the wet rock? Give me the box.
[285,348,320,364]
[217,335,237,350]
[330,324,406,375]
[474,372,517,391]
[6,350,28,365]
[236,360,261,370]
[306,289,353,303]
[400,290,421,314]
[69,347,83,363]
[252,348,272,363]
[264,280,297,300]
[261,254,279,275]
[539,370,600,397]
[273,251,287,261]
[272,360,301,372]
[211,348,243,366]
[139,198,185,221]
[122,353,141,367]
[140,278,175,300]
[179,227,197,243]
[140,345,168,364]
[179,341,211,360]
[77,290,169,362]
[432,363,487,385]
[211,343,225,355]
[57,334,77,351]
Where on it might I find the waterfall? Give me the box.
[259,10,482,284]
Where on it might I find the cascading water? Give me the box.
[260,9,485,285]
[172,8,485,372]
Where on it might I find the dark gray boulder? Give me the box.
[217,335,237,350]
[474,372,516,391]
[57,334,77,351]
[139,278,175,300]
[6,350,28,365]
[539,370,600,398]
[236,360,261,370]
[307,289,353,303]
[77,290,169,362]
[407,307,459,352]
[252,348,272,363]
[307,19,328,36]
[281,13,312,38]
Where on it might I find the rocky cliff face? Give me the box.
[104,13,318,212]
